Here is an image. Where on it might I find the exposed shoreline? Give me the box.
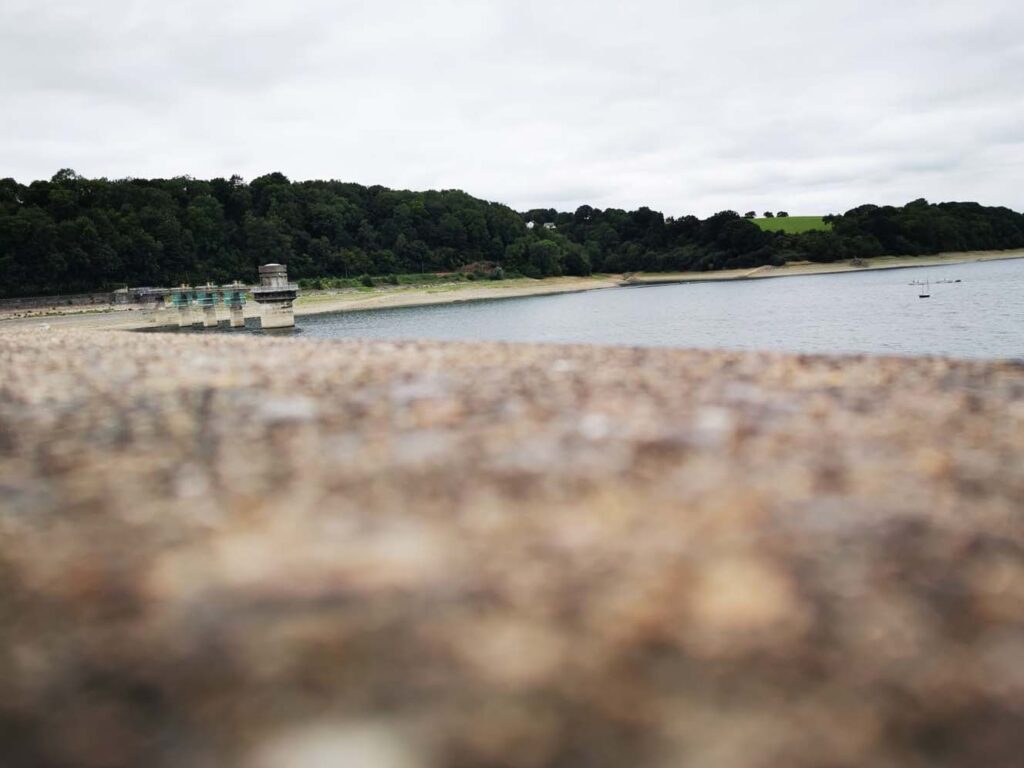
[1,248,1021,331]
[618,248,1024,286]
[289,248,1024,319]
[293,275,622,318]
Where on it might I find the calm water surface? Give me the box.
[298,258,1024,359]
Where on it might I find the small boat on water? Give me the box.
[918,279,930,299]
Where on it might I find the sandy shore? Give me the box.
[1,248,1021,331]
[1,327,1022,766]
[292,275,622,317]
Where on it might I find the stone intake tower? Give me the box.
[252,263,299,329]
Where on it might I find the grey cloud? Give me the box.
[1,0,1022,216]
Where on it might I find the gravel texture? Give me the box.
[1,327,1023,767]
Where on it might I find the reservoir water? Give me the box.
[298,258,1024,359]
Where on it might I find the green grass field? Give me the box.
[752,216,831,234]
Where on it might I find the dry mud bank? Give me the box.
[1,328,1023,767]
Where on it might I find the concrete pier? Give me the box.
[195,286,219,328]
[152,306,173,328]
[170,288,194,328]
[224,283,247,329]
[252,264,299,329]
[203,304,218,328]
[142,290,171,327]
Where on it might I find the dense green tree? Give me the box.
[1,172,1021,298]
[243,213,293,266]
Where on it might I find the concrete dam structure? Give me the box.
[145,263,299,330]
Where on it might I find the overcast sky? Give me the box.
[2,0,1022,216]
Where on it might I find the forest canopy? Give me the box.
[2,170,1023,297]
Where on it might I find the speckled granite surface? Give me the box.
[1,328,1023,767]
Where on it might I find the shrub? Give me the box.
[385,273,399,285]
[359,274,375,288]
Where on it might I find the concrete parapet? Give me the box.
[3,329,1023,768]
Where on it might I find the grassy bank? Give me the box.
[752,215,831,233]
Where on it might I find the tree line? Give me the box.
[2,170,1023,297]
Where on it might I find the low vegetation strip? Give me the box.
[1,328,1023,766]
